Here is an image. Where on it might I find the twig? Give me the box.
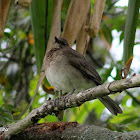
[0,54,33,66]
[17,0,32,7]
[125,89,140,105]
[107,0,119,11]
[3,74,140,139]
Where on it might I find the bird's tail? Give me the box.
[99,95,123,115]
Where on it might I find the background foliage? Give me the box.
[0,0,140,132]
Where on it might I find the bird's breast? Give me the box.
[45,54,95,92]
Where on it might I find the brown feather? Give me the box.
[62,47,102,85]
[45,37,123,117]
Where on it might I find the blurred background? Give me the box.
[0,0,140,132]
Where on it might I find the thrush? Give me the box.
[45,37,123,120]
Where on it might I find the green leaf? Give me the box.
[120,116,138,125]
[120,31,124,43]
[30,0,53,72]
[101,22,113,46]
[99,66,113,82]
[123,0,140,75]
[5,104,14,111]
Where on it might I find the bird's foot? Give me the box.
[70,89,76,95]
[63,92,68,96]
[65,89,76,97]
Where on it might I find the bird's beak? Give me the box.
[55,37,60,43]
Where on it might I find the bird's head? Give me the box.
[55,37,69,47]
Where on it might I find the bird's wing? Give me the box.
[62,48,102,85]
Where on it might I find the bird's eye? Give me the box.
[63,42,67,46]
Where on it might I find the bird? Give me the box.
[45,37,123,120]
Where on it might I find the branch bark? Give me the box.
[17,0,32,7]
[9,123,140,140]
[0,0,11,38]
[3,74,140,139]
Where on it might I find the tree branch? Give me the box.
[62,0,91,47]
[9,123,140,140]
[3,74,140,139]
[0,0,11,38]
[125,89,140,105]
[85,0,106,38]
